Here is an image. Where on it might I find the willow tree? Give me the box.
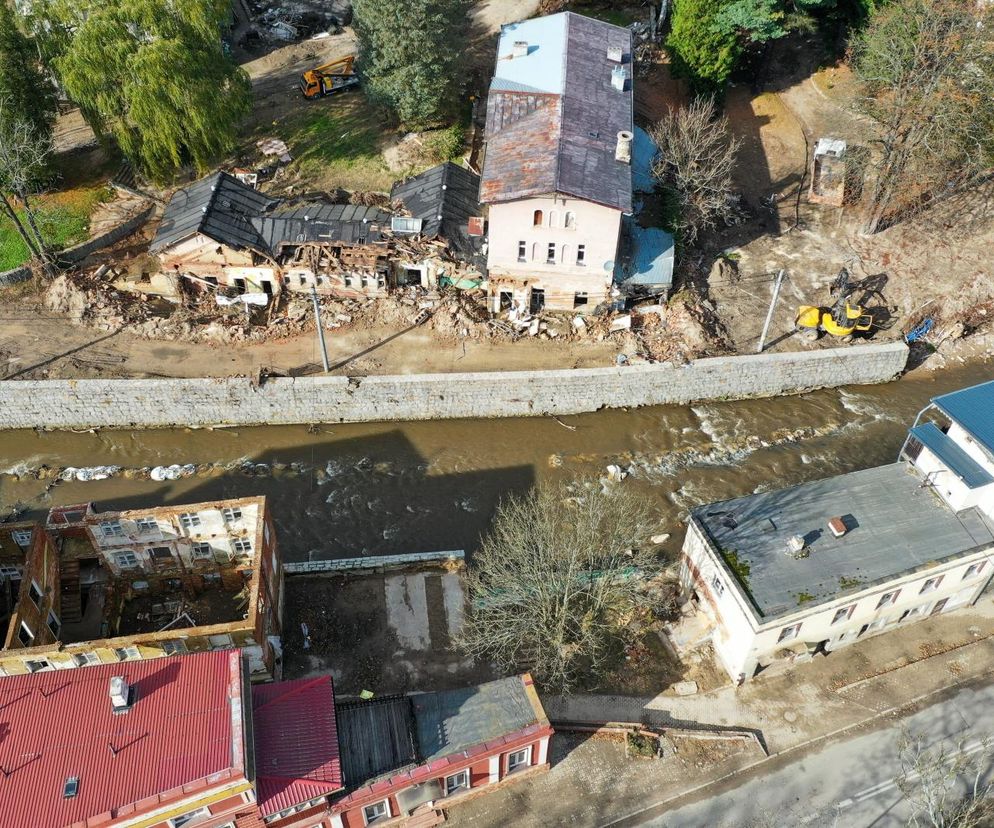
[850,0,994,233]
[458,481,660,694]
[49,0,251,181]
[352,0,469,128]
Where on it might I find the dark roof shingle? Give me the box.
[390,162,485,257]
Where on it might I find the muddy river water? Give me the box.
[1,362,992,564]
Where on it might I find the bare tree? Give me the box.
[897,729,994,828]
[649,97,741,247]
[457,479,661,694]
[0,95,54,270]
[849,0,994,234]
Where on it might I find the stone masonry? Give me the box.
[0,341,908,430]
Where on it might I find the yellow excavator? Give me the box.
[299,55,359,100]
[795,267,874,343]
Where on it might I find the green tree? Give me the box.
[668,0,742,94]
[0,3,55,143]
[352,0,469,129]
[47,0,251,181]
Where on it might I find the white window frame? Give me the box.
[963,562,987,580]
[777,623,802,643]
[18,621,34,646]
[920,576,943,594]
[11,529,33,547]
[28,579,43,608]
[362,798,391,824]
[517,240,526,261]
[0,564,21,579]
[222,507,242,523]
[47,609,60,638]
[191,542,213,560]
[115,550,139,569]
[233,538,252,555]
[902,604,928,621]
[876,590,900,609]
[507,745,532,773]
[73,652,100,667]
[25,658,52,673]
[162,640,187,656]
[133,517,157,534]
[179,513,202,531]
[710,574,725,598]
[169,807,211,828]
[100,521,125,539]
[115,646,140,662]
[444,768,470,796]
[831,605,855,625]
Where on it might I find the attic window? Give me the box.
[391,216,423,234]
[64,777,80,799]
[588,131,599,139]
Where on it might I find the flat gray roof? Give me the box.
[694,463,994,621]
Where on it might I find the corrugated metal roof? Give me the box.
[480,12,633,212]
[0,651,242,828]
[413,675,545,762]
[933,380,994,454]
[150,171,278,254]
[252,675,343,816]
[909,423,994,489]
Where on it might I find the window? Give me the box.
[18,622,34,646]
[445,769,470,795]
[831,605,855,625]
[115,646,140,662]
[516,240,527,262]
[920,576,944,594]
[47,610,60,638]
[63,776,80,799]
[222,507,242,523]
[162,640,187,656]
[100,521,125,538]
[532,209,543,226]
[209,633,234,648]
[964,562,987,580]
[711,574,725,598]
[777,623,802,643]
[115,551,139,569]
[0,564,21,579]
[28,580,43,608]
[546,242,556,263]
[507,746,532,773]
[11,529,32,547]
[901,605,927,621]
[133,517,156,534]
[192,542,213,560]
[391,216,423,234]
[169,807,211,828]
[73,652,100,667]
[576,244,586,265]
[363,799,390,824]
[233,538,253,555]
[150,546,172,560]
[573,292,588,307]
[876,590,900,609]
[179,513,201,530]
[25,659,51,673]
[565,211,576,229]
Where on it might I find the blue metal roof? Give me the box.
[933,380,994,453]
[909,422,994,489]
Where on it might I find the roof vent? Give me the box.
[607,45,624,63]
[786,535,809,559]
[512,41,528,58]
[109,676,132,713]
[615,131,633,164]
[611,64,628,92]
[828,516,848,538]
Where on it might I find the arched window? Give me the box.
[549,210,558,228]
[561,244,571,264]
[532,242,541,261]
[565,211,576,230]
[533,209,544,226]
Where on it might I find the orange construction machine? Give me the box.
[299,55,359,100]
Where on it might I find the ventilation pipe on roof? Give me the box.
[110,676,131,712]
[607,45,624,63]
[611,65,628,92]
[512,41,528,58]
[615,131,633,164]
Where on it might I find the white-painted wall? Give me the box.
[681,518,994,681]
[908,422,994,514]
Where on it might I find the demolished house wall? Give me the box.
[0,497,283,681]
[2,525,61,653]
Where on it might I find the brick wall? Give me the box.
[0,341,909,430]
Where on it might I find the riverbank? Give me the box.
[0,342,907,430]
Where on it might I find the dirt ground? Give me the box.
[282,568,496,695]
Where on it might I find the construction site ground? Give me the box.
[445,594,994,827]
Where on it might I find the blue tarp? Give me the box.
[632,126,660,195]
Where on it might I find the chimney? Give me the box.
[607,45,624,63]
[615,131,633,164]
[109,676,131,713]
[512,41,528,58]
[611,64,628,92]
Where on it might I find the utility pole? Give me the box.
[757,269,785,353]
[310,286,330,373]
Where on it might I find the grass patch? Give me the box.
[838,575,863,590]
[276,95,396,193]
[421,123,466,165]
[797,592,816,605]
[0,186,112,271]
[721,549,751,587]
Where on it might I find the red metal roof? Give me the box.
[252,675,343,817]
[0,651,244,828]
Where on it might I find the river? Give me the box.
[1,361,992,564]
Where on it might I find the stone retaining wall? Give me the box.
[0,265,31,286]
[0,341,908,430]
[58,204,154,265]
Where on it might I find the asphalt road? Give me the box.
[628,683,994,828]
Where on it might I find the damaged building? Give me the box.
[150,165,485,303]
[0,496,283,681]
